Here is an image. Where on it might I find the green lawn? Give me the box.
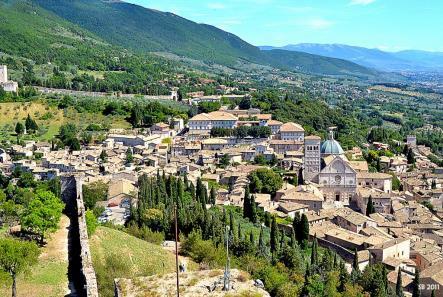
[90,226,177,297]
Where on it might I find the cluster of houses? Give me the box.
[1,103,443,296]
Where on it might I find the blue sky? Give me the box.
[126,0,443,52]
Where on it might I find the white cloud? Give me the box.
[350,0,376,5]
[208,2,225,10]
[305,18,334,29]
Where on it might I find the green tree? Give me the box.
[258,225,266,256]
[243,187,251,219]
[396,268,404,297]
[299,214,309,247]
[25,114,38,133]
[0,238,40,297]
[366,196,375,216]
[15,122,24,136]
[270,216,278,253]
[59,123,77,144]
[85,210,98,237]
[219,154,230,168]
[392,174,401,191]
[311,234,319,267]
[209,186,216,205]
[20,190,64,243]
[126,148,133,164]
[250,194,257,224]
[298,167,304,186]
[412,269,420,297]
[407,148,416,165]
[83,181,108,210]
[99,150,108,163]
[248,168,283,196]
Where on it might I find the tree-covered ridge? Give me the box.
[28,0,377,77]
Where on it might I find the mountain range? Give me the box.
[0,0,378,79]
[260,44,443,72]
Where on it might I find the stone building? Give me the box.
[0,65,18,92]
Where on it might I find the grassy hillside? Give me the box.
[90,226,177,297]
[0,101,130,142]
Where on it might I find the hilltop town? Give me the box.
[1,69,442,296]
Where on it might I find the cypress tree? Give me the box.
[412,269,420,297]
[290,229,296,249]
[396,269,404,297]
[298,167,304,185]
[249,231,255,245]
[352,249,360,275]
[338,261,348,292]
[333,252,338,269]
[279,231,285,250]
[270,216,278,253]
[237,222,242,241]
[300,214,309,247]
[189,182,196,200]
[431,290,435,297]
[183,173,189,190]
[243,187,251,219]
[258,226,266,256]
[292,212,301,241]
[407,148,416,165]
[366,195,375,216]
[264,212,271,227]
[229,211,235,237]
[383,264,389,292]
[311,234,318,266]
[222,208,227,226]
[250,194,257,223]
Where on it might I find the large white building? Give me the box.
[279,122,305,141]
[188,111,238,131]
[0,65,18,92]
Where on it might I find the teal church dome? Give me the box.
[320,129,344,155]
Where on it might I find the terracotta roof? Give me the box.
[357,172,393,179]
[267,120,283,126]
[279,202,309,213]
[305,135,322,140]
[280,122,305,132]
[349,161,369,172]
[190,111,238,121]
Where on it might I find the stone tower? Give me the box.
[304,135,322,183]
[0,65,7,83]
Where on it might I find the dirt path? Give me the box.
[40,215,70,262]
[0,215,71,297]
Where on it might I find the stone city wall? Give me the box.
[61,175,99,297]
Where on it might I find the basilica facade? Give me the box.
[304,129,357,207]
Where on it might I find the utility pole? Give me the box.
[174,205,180,297]
[223,225,231,291]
